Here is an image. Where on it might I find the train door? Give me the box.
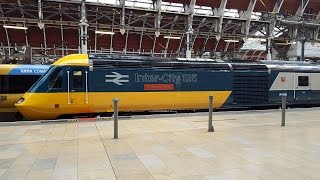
[67,67,89,109]
[294,73,311,102]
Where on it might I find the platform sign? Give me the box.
[279,93,287,97]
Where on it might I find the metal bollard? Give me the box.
[279,93,287,126]
[113,98,119,139]
[208,96,214,132]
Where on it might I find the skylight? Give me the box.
[251,12,262,20]
[91,0,118,5]
[125,0,154,9]
[161,2,184,13]
[241,38,266,51]
[224,9,239,18]
[194,6,213,15]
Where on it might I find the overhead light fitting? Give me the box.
[164,36,181,40]
[3,25,28,30]
[275,40,295,45]
[224,39,239,43]
[275,42,291,45]
[95,30,115,35]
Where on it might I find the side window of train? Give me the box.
[49,67,63,89]
[0,75,40,93]
[298,76,309,86]
[0,75,9,93]
[72,70,83,89]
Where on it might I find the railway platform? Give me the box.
[0,108,319,180]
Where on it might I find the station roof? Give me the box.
[0,0,319,61]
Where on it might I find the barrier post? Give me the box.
[113,98,119,138]
[208,96,214,132]
[279,93,287,126]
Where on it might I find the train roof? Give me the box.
[52,54,320,72]
[53,54,89,66]
[89,54,268,70]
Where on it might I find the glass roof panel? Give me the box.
[161,1,184,13]
[251,12,262,20]
[194,6,213,15]
[94,0,118,5]
[224,9,239,18]
[241,38,266,51]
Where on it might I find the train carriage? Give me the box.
[0,64,49,120]
[15,54,320,120]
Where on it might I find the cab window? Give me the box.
[49,67,63,89]
[72,70,83,89]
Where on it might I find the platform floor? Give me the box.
[0,108,320,180]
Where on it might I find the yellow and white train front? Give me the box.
[16,54,92,120]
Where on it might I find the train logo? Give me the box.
[105,72,129,85]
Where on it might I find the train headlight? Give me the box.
[17,98,25,104]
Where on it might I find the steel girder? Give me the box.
[0,0,319,60]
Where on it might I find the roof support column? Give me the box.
[79,0,88,54]
[124,13,133,54]
[152,34,157,56]
[94,7,98,53]
[38,0,45,30]
[43,27,47,55]
[224,42,230,52]
[186,0,196,58]
[268,0,285,60]
[38,0,42,18]
[154,0,162,37]
[17,0,28,46]
[214,0,228,34]
[38,0,47,55]
[4,25,10,53]
[119,0,126,34]
[110,12,116,53]
[266,23,272,60]
[177,34,185,57]
[295,0,310,17]
[292,0,310,38]
[139,20,146,54]
[59,3,64,56]
[240,0,257,36]
[270,0,285,36]
[164,16,178,58]
[315,12,320,40]
[0,4,9,53]
[272,0,285,14]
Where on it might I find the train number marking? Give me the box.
[105,72,129,85]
